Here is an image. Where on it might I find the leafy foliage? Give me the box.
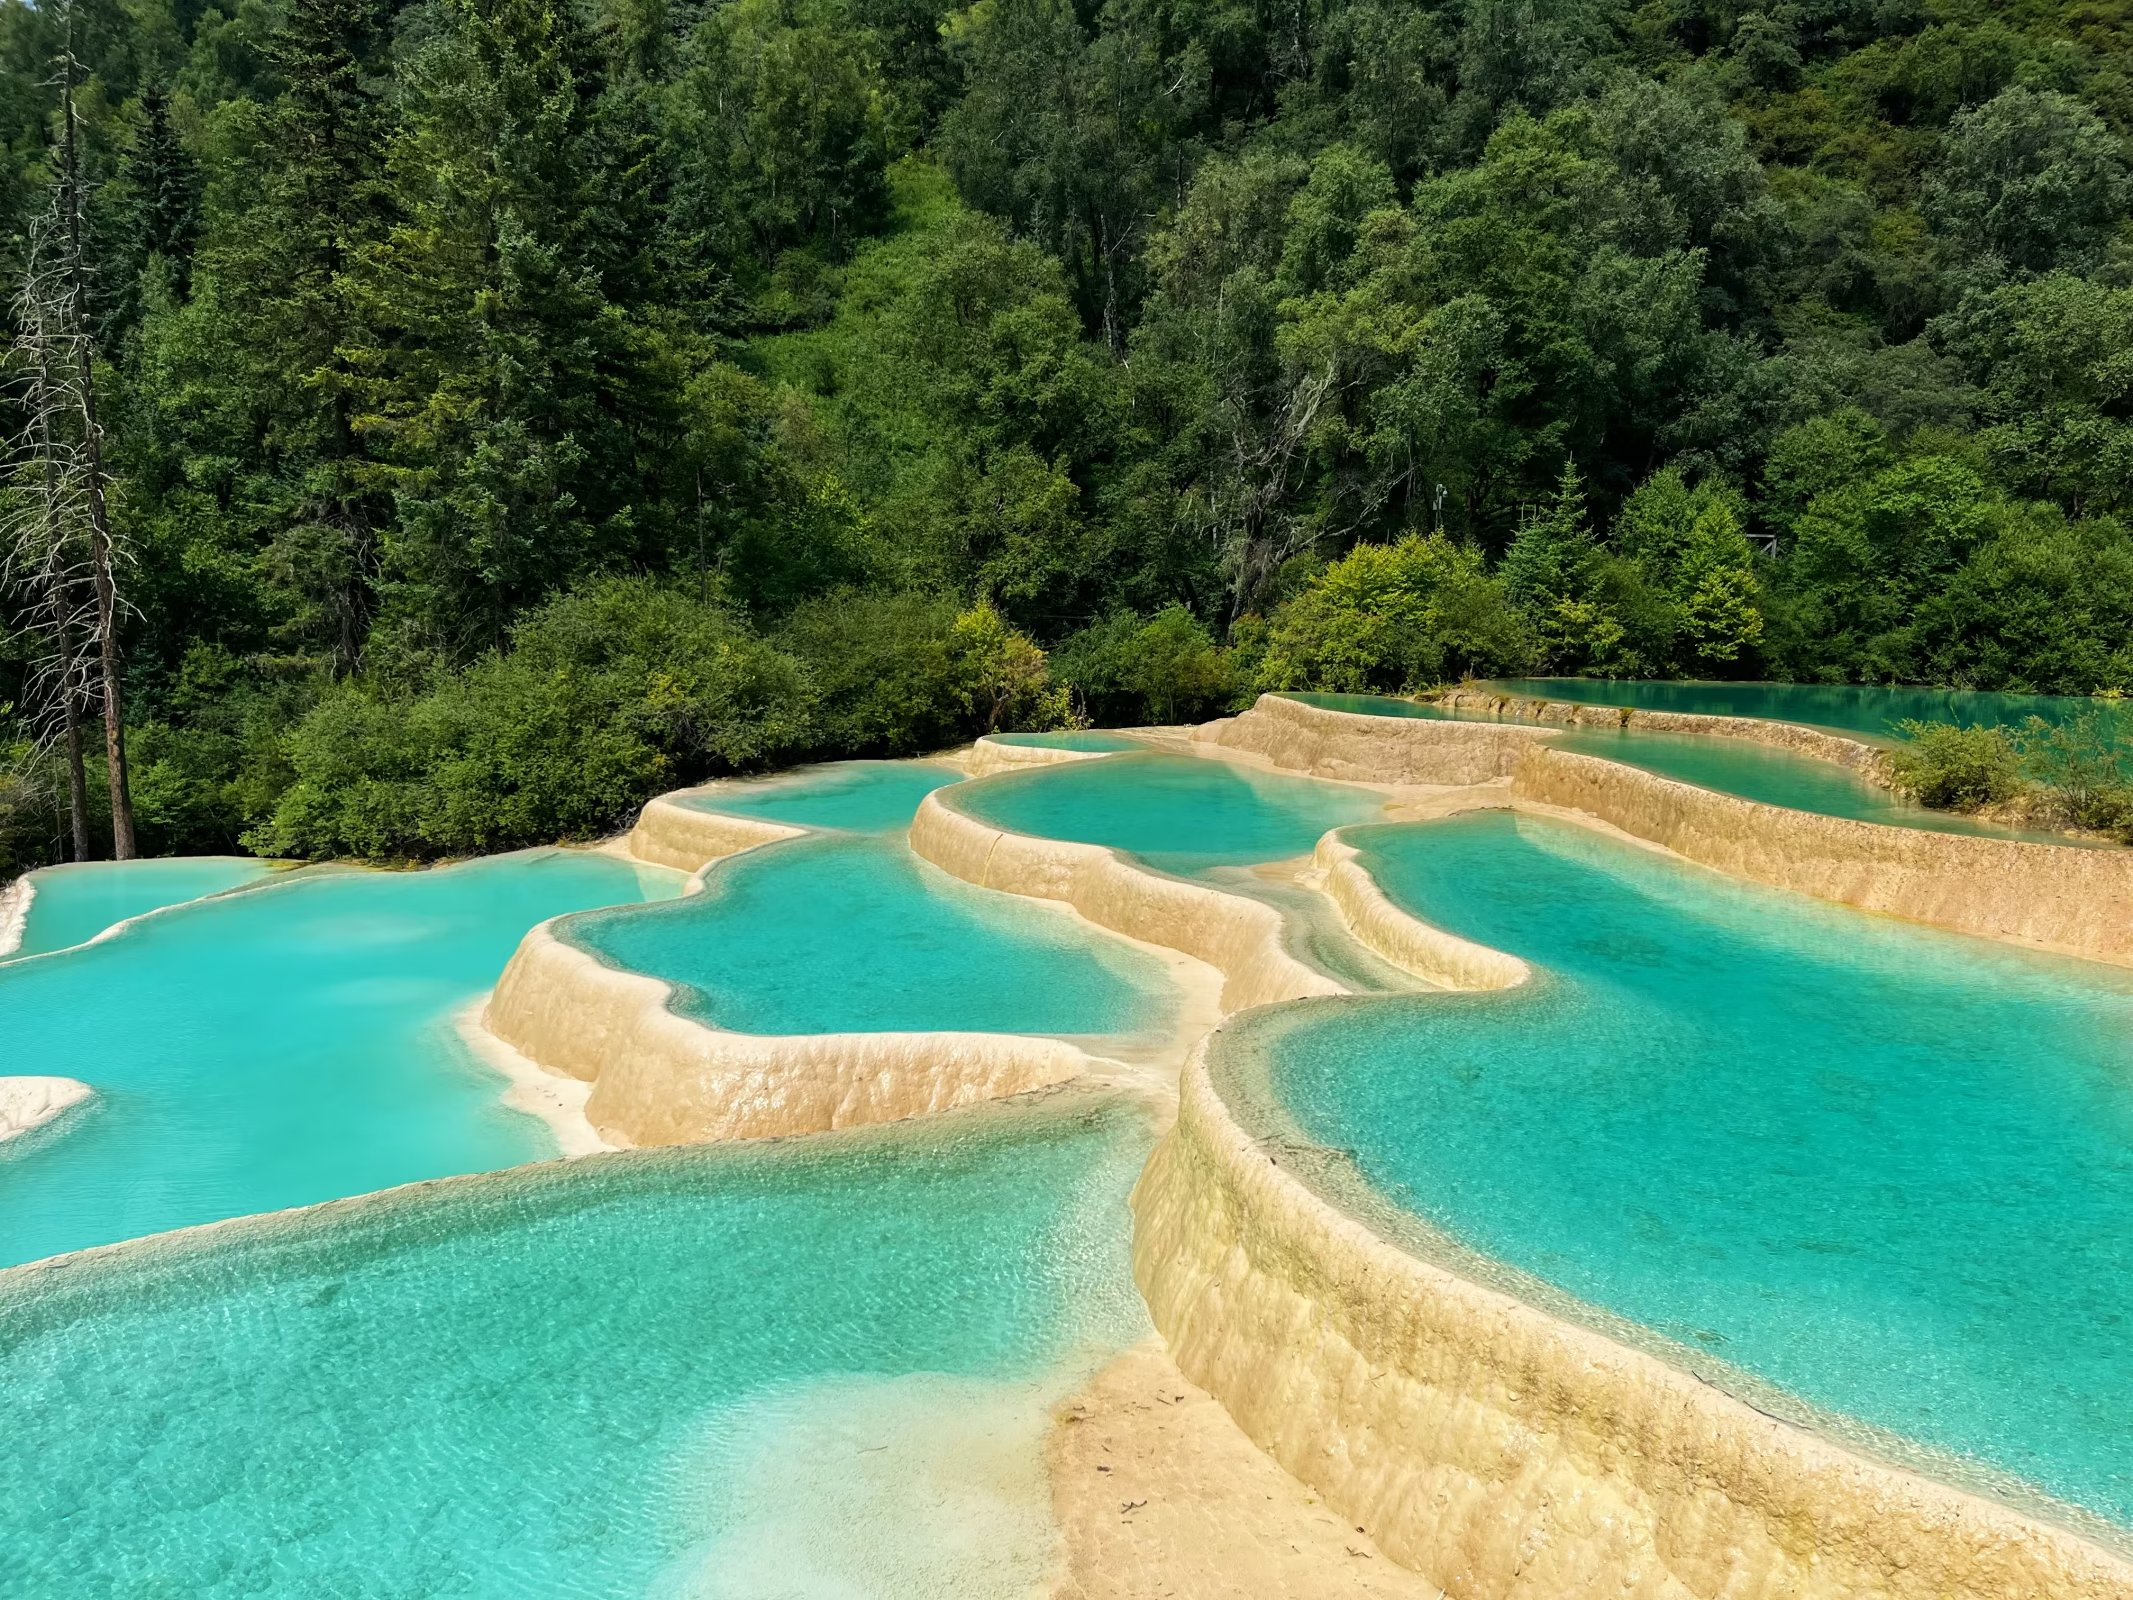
[6,0,2133,864]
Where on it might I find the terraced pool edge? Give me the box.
[910,785,1347,1010]
[482,915,1101,1145]
[1438,685,1891,772]
[1517,746,2133,966]
[1131,1033,2133,1600]
[1203,692,1556,785]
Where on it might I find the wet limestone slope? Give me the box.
[482,751,1172,1148]
[1133,692,2133,1599]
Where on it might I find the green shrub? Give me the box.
[2012,711,2133,841]
[252,579,815,860]
[1885,720,2024,810]
[1052,606,1236,724]
[1257,535,1531,692]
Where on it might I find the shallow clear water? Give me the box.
[1277,691,1445,720]
[1484,676,2123,740]
[1259,810,2133,1526]
[0,1101,1150,1598]
[954,752,1385,874]
[570,834,1172,1036]
[5,858,277,959]
[1281,686,2067,840]
[1546,725,2078,842]
[0,850,679,1268]
[680,760,963,833]
[987,730,1147,751]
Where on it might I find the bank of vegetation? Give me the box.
[5,0,2133,867]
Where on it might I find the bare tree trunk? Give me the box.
[57,30,135,859]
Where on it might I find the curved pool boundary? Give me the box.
[1515,746,2133,967]
[626,792,809,873]
[1437,685,1890,774]
[909,787,1346,1012]
[481,919,1100,1146]
[1131,1033,2133,1600]
[1199,692,1557,786]
[962,734,1124,779]
[1311,829,1531,992]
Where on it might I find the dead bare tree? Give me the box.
[2,15,138,861]
[2,204,100,861]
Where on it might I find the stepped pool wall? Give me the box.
[1438,685,1890,772]
[909,787,1344,1010]
[1131,1037,2133,1600]
[626,793,804,873]
[964,733,1130,777]
[1515,746,2133,965]
[482,919,1098,1146]
[1200,692,1556,785]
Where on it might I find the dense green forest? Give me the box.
[4,0,2132,868]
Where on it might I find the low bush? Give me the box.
[1885,720,2025,810]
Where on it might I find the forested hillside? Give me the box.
[4,0,2131,866]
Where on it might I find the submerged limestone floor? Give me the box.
[0,1099,1150,1599]
[568,831,1177,1037]
[0,849,678,1268]
[1249,809,2133,1529]
[2,857,277,960]
[954,750,1387,874]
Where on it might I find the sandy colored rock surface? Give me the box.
[911,787,1345,1011]
[1049,1342,1447,1600]
[1436,687,1888,774]
[626,792,805,874]
[482,920,1097,1145]
[0,1076,93,1142]
[1516,746,2133,966]
[1133,1040,2133,1600]
[1202,693,1556,786]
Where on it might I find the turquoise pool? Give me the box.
[680,760,963,833]
[1252,810,2133,1527]
[0,1099,1149,1598]
[1284,686,2065,839]
[569,834,1173,1037]
[1277,691,1444,720]
[988,730,1147,751]
[953,752,1386,874]
[0,850,679,1268]
[4,857,277,960]
[1484,677,2123,740]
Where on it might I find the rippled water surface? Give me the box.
[0,850,678,1268]
[679,760,962,834]
[5,858,277,960]
[571,833,1172,1036]
[987,730,1147,751]
[1261,810,2133,1525]
[954,751,1385,874]
[0,1102,1149,1598]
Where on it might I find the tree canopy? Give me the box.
[5,0,2132,869]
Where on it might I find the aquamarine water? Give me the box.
[680,760,962,833]
[1287,686,2062,839]
[1253,810,2133,1527]
[1278,691,1445,720]
[0,850,679,1268]
[1484,676,2123,740]
[1546,725,2080,841]
[954,752,1385,874]
[570,834,1172,1036]
[0,1100,1150,1598]
[5,858,277,959]
[988,730,1146,751]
